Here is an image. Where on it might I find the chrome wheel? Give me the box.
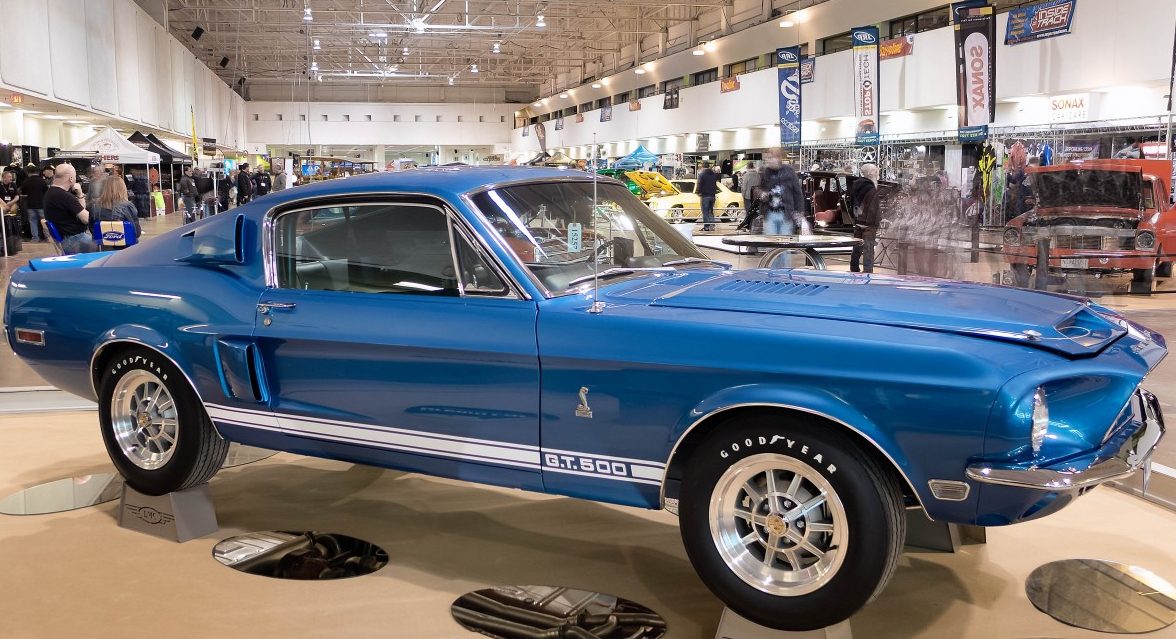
[110,370,179,470]
[709,453,848,596]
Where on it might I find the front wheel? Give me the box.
[679,415,905,631]
[98,347,229,496]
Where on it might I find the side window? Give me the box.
[453,230,509,296]
[273,203,458,295]
[1143,179,1156,210]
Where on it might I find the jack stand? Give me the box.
[715,609,851,639]
[117,482,218,543]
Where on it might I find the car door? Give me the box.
[250,198,543,490]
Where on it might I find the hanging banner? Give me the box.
[600,104,613,122]
[575,113,584,124]
[554,116,565,131]
[879,35,915,60]
[534,122,547,154]
[696,133,710,153]
[800,58,815,84]
[953,1,995,142]
[719,76,741,93]
[522,125,529,137]
[1005,0,1076,45]
[628,99,642,112]
[776,46,802,148]
[851,27,880,146]
[663,86,680,110]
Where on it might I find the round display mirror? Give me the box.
[222,444,278,468]
[1026,559,1176,634]
[212,531,387,580]
[0,473,123,516]
[451,585,667,639]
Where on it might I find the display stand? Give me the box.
[715,608,851,639]
[904,510,986,553]
[117,482,217,543]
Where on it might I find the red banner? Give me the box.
[719,76,741,93]
[879,35,914,60]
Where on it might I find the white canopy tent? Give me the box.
[64,126,161,165]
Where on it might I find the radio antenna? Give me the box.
[589,133,604,314]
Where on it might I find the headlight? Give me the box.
[1003,227,1021,246]
[1135,230,1156,250]
[1031,387,1049,455]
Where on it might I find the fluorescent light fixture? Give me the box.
[0,101,10,108]
[65,120,89,124]
[493,42,501,53]
[779,19,794,27]
[692,48,704,56]
[470,64,478,73]
[303,8,312,21]
[536,14,546,27]
[40,115,67,120]
[634,68,646,75]
[313,39,321,50]
[559,92,569,98]
[591,82,602,88]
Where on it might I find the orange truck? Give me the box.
[1002,158,1174,293]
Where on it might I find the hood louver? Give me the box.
[714,279,829,296]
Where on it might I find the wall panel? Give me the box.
[0,0,52,95]
[113,0,141,121]
[154,25,174,131]
[85,0,118,115]
[135,10,159,126]
[48,0,91,106]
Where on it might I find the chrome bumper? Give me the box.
[966,389,1165,491]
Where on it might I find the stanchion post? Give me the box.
[1034,237,1050,290]
[970,221,980,264]
[896,240,909,275]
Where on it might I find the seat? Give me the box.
[93,220,138,251]
[42,220,64,255]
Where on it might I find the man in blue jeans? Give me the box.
[758,148,805,236]
[694,162,719,231]
[19,165,49,241]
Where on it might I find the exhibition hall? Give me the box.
[2,0,1176,637]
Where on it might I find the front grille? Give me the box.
[1037,234,1135,251]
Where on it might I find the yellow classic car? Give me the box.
[625,170,744,221]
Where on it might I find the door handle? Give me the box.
[257,302,297,314]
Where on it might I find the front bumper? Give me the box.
[966,389,1165,491]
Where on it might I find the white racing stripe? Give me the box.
[206,403,667,486]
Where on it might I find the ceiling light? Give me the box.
[65,120,89,124]
[311,61,318,71]
[533,101,542,107]
[316,75,322,82]
[313,39,321,50]
[303,8,312,21]
[470,64,478,73]
[41,115,67,120]
[493,42,501,53]
[704,41,716,52]
[403,46,410,55]
[536,14,546,27]
[559,92,569,98]
[0,101,9,108]
[634,68,646,75]
[412,18,426,33]
[692,48,704,56]
[448,77,455,85]
[591,82,602,88]
[779,19,794,27]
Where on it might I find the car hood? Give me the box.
[615,269,1126,357]
[625,170,679,196]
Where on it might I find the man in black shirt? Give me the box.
[44,164,95,254]
[694,162,720,231]
[236,163,254,206]
[252,169,271,198]
[0,170,18,218]
[19,167,48,241]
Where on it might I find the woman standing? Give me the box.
[92,175,142,249]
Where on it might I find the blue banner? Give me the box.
[1005,0,1076,45]
[953,1,995,142]
[851,27,880,146]
[777,47,802,147]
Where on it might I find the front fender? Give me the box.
[665,383,926,511]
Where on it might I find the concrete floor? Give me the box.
[0,410,1173,639]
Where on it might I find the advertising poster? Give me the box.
[1059,139,1099,160]
[522,125,529,137]
[554,116,565,131]
[776,47,802,147]
[663,86,680,110]
[720,76,741,93]
[696,133,710,153]
[600,104,613,122]
[534,122,547,154]
[1005,0,1076,45]
[628,99,641,111]
[880,35,915,60]
[800,58,815,84]
[953,1,995,142]
[576,113,584,123]
[851,27,880,146]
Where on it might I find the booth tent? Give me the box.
[612,145,659,170]
[62,127,164,216]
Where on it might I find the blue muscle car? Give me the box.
[4,167,1166,631]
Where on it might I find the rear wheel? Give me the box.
[98,347,228,495]
[679,414,905,631]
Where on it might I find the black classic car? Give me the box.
[802,171,901,233]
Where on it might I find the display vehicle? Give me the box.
[1002,159,1175,293]
[803,171,901,233]
[5,167,1166,631]
[626,170,743,221]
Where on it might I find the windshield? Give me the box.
[470,180,708,295]
[1031,168,1142,210]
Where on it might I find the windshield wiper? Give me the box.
[566,267,675,288]
[662,257,733,269]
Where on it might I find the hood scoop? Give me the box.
[714,279,829,297]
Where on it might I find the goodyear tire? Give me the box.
[679,414,905,631]
[98,347,228,496]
